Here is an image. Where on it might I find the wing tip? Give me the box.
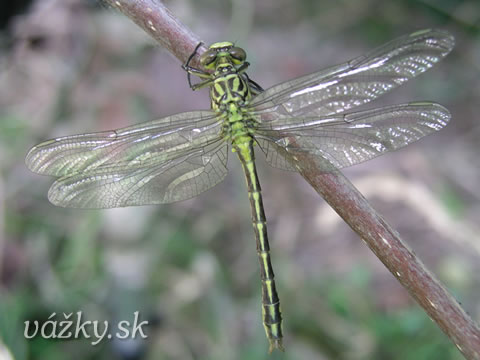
[48,180,108,209]
[410,28,455,56]
[47,182,68,208]
[408,101,451,129]
[25,145,42,173]
[25,138,59,174]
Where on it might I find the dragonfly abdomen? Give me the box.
[234,139,284,353]
[215,61,283,350]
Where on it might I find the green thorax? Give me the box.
[210,70,251,113]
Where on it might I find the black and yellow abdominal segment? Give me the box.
[235,139,283,352]
[26,30,454,352]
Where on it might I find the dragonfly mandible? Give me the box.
[26,29,454,352]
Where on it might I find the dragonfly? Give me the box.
[26,29,454,352]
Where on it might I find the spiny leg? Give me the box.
[182,42,213,90]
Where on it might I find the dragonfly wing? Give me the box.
[26,111,229,208]
[250,29,454,119]
[48,141,228,208]
[256,102,450,171]
[256,138,297,171]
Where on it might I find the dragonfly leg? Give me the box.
[182,42,212,90]
[242,72,264,95]
[191,78,214,91]
[236,62,264,95]
[185,41,203,67]
[182,65,213,90]
[235,61,250,74]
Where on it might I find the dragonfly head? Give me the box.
[200,41,247,70]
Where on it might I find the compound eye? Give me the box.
[229,47,246,63]
[200,49,217,67]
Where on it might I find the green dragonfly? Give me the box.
[26,29,454,352]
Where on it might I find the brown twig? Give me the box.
[104,0,207,68]
[283,147,480,359]
[103,0,480,358]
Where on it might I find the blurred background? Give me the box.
[0,0,479,359]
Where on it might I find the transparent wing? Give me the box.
[250,29,454,119]
[256,102,450,171]
[26,111,229,208]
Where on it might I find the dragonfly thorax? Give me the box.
[210,72,251,112]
